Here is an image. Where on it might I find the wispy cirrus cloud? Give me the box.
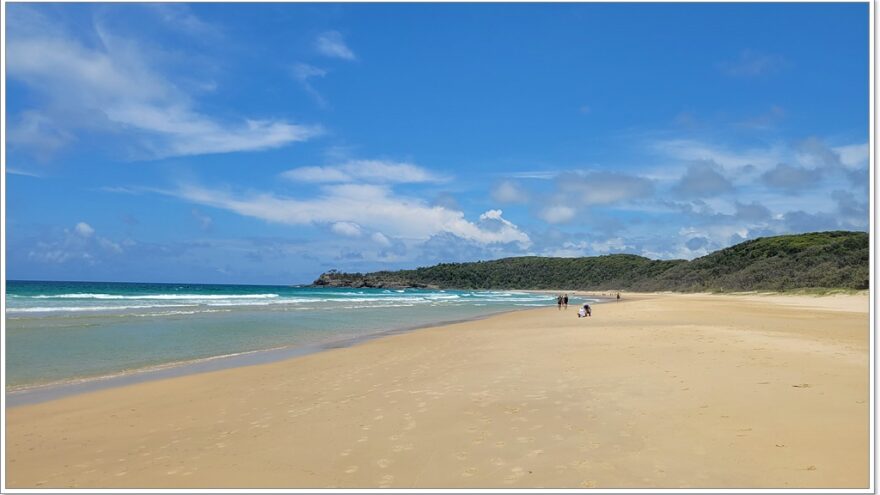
[291,63,329,107]
[315,30,356,60]
[281,159,447,184]
[6,5,320,159]
[718,49,789,77]
[148,4,223,40]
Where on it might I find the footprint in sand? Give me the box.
[454,451,468,461]
[792,384,811,388]
[462,467,478,477]
[378,474,394,488]
[340,449,352,457]
[376,458,392,468]
[503,467,525,484]
[344,465,359,474]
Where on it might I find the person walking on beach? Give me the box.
[616,292,620,302]
[563,294,569,309]
[557,295,563,310]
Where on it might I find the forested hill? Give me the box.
[312,231,869,292]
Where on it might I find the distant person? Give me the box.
[557,295,563,310]
[578,306,587,318]
[563,294,569,309]
[616,292,621,302]
[583,303,592,317]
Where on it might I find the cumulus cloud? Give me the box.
[491,180,529,204]
[74,222,95,237]
[733,201,772,222]
[760,163,822,192]
[315,31,355,60]
[672,160,734,198]
[371,232,392,247]
[782,210,841,233]
[833,143,869,169]
[795,137,843,168]
[558,171,654,205]
[282,160,445,184]
[172,183,531,247]
[28,222,123,264]
[6,6,319,158]
[685,236,709,251]
[831,190,868,226]
[538,205,577,224]
[331,222,362,237]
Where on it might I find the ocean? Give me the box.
[5,280,590,392]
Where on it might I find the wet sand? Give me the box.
[4,293,870,488]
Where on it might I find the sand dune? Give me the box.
[5,293,870,489]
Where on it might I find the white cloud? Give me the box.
[281,160,446,184]
[75,222,95,238]
[538,205,577,224]
[8,111,74,159]
[491,180,529,204]
[149,4,222,40]
[191,209,214,231]
[718,50,788,77]
[331,222,363,237]
[672,160,734,198]
[558,171,654,205]
[833,143,869,169]
[651,139,785,173]
[760,163,823,192]
[6,7,319,158]
[591,237,633,254]
[315,31,356,60]
[172,183,531,247]
[28,222,124,264]
[371,232,392,247]
[508,171,558,180]
[291,63,328,107]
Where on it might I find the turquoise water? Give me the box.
[6,281,586,389]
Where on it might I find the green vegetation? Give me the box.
[313,231,869,292]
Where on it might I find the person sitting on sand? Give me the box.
[578,306,587,318]
[583,303,591,317]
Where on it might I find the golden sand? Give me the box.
[5,293,870,489]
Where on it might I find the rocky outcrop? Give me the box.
[312,271,435,289]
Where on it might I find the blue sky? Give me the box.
[5,2,870,284]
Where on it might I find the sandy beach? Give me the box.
[4,292,870,489]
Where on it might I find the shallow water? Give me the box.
[6,281,590,389]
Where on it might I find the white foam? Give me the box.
[31,293,280,300]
